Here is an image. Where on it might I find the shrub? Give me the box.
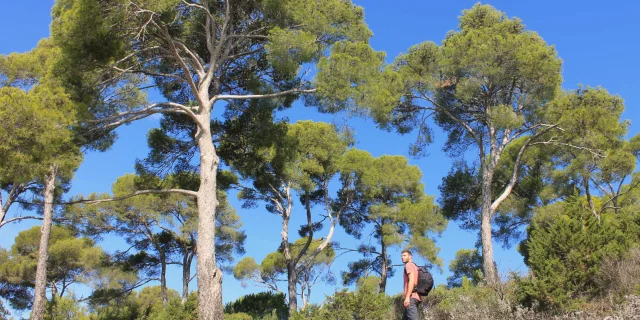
[516,197,636,311]
[293,276,393,320]
[597,247,640,299]
[224,292,288,320]
[224,313,254,320]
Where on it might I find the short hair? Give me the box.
[401,249,412,256]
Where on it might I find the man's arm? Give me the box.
[405,264,417,301]
[405,275,416,300]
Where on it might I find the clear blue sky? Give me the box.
[1,0,640,314]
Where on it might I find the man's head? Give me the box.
[401,249,412,264]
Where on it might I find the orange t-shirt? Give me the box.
[403,262,422,301]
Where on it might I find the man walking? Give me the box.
[401,249,421,320]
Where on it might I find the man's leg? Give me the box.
[402,298,419,320]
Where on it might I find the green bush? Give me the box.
[148,292,198,320]
[224,292,288,320]
[415,278,515,320]
[224,313,254,320]
[516,197,637,311]
[45,296,90,320]
[293,276,393,320]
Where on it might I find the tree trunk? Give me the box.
[0,204,6,228]
[299,282,306,309]
[582,176,600,221]
[379,231,388,293]
[306,282,311,309]
[480,167,499,285]
[287,263,298,315]
[161,254,168,307]
[30,165,57,320]
[182,250,194,304]
[195,120,223,320]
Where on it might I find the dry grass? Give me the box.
[598,248,640,299]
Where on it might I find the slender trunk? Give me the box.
[306,280,311,309]
[60,282,68,298]
[277,185,297,314]
[50,282,58,298]
[287,263,298,315]
[182,251,190,304]
[195,118,223,320]
[0,204,5,228]
[160,252,168,307]
[582,176,600,221]
[379,227,388,293]
[30,165,57,320]
[480,165,499,285]
[0,184,17,226]
[299,281,306,310]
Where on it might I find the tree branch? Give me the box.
[530,139,605,158]
[63,189,198,206]
[490,125,558,212]
[161,25,205,108]
[421,94,482,147]
[0,216,44,228]
[598,179,640,215]
[294,194,314,265]
[211,88,316,104]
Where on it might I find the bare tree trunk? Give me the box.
[582,176,600,221]
[160,253,168,307]
[30,165,57,320]
[0,203,6,228]
[379,230,388,293]
[480,166,499,285]
[299,281,306,309]
[195,119,223,320]
[305,281,311,309]
[182,251,191,304]
[287,263,298,314]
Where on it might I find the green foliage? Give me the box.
[362,3,562,157]
[315,41,389,113]
[0,41,81,180]
[227,120,350,203]
[69,173,245,263]
[346,4,564,283]
[144,290,198,320]
[88,290,142,320]
[293,276,393,320]
[224,313,254,320]
[45,296,90,320]
[88,286,197,320]
[0,39,83,226]
[233,238,334,299]
[516,196,638,311]
[339,149,447,288]
[447,249,483,287]
[0,248,32,311]
[224,292,288,320]
[0,226,105,310]
[417,280,516,320]
[50,0,378,128]
[543,87,636,209]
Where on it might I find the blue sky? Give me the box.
[1,0,640,314]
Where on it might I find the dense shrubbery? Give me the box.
[224,292,288,320]
[515,197,640,311]
[292,277,393,320]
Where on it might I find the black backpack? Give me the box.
[408,263,434,296]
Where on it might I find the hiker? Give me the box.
[401,249,421,320]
